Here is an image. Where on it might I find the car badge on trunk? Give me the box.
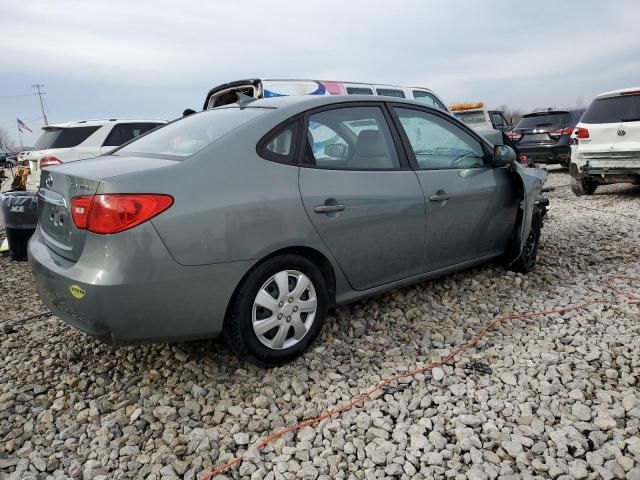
[44,173,53,188]
[617,128,626,136]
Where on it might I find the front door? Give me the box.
[298,104,426,290]
[391,105,519,271]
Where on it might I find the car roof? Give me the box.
[43,118,167,129]
[595,86,640,100]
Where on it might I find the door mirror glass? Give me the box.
[325,143,347,159]
[493,144,516,166]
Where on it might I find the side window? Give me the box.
[258,121,299,164]
[346,87,374,95]
[50,126,100,148]
[103,123,162,147]
[394,107,485,169]
[376,88,405,98]
[413,91,447,111]
[304,106,400,170]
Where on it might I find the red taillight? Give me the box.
[71,194,173,234]
[40,156,63,168]
[576,127,590,139]
[519,155,528,164]
[549,127,573,138]
[507,131,522,141]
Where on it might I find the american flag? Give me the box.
[17,118,33,133]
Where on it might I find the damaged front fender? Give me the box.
[508,162,547,264]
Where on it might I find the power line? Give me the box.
[32,83,49,125]
[0,93,36,99]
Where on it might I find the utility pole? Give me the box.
[32,83,49,125]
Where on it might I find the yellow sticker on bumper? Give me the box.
[69,285,86,299]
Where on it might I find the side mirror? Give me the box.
[325,143,347,159]
[493,144,516,166]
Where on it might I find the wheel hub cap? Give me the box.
[252,270,318,350]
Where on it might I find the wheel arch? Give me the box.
[223,246,337,324]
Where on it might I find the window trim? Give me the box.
[297,101,411,171]
[386,102,492,171]
[256,117,302,165]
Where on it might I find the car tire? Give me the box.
[570,177,597,196]
[511,212,542,274]
[224,254,328,367]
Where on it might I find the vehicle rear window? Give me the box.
[33,126,100,150]
[581,95,640,124]
[376,88,405,98]
[115,107,266,159]
[455,111,488,124]
[517,112,570,128]
[346,87,374,95]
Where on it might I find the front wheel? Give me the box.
[571,176,598,196]
[511,214,542,274]
[224,254,328,367]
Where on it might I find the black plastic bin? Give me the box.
[1,191,38,261]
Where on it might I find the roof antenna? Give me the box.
[236,92,256,107]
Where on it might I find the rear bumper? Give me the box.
[517,144,570,164]
[571,156,640,181]
[28,225,253,344]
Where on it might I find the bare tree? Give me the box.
[0,127,17,152]
[495,104,525,125]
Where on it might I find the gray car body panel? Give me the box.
[29,95,545,344]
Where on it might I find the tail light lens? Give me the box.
[576,127,590,139]
[71,194,174,234]
[549,127,574,138]
[507,131,522,141]
[40,156,63,168]
[519,154,528,164]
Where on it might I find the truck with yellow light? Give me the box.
[450,102,512,145]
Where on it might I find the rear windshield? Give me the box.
[33,126,100,150]
[581,95,640,124]
[116,107,267,159]
[455,111,488,124]
[517,112,569,128]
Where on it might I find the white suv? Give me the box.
[19,118,166,190]
[570,87,640,195]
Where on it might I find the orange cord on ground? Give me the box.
[199,274,640,480]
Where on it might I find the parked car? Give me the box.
[450,102,512,140]
[29,95,546,366]
[203,78,451,112]
[20,119,166,189]
[569,87,640,195]
[507,109,585,166]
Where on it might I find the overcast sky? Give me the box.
[1,0,639,146]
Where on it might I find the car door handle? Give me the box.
[429,194,450,202]
[314,204,346,213]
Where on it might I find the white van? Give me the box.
[203,78,450,113]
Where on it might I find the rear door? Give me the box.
[390,105,519,271]
[298,103,426,290]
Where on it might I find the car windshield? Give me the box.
[115,107,267,159]
[581,94,640,123]
[517,112,570,128]
[516,112,570,128]
[455,111,487,124]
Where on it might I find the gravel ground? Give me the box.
[1,168,639,480]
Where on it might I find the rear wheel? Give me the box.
[571,176,598,196]
[224,254,328,367]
